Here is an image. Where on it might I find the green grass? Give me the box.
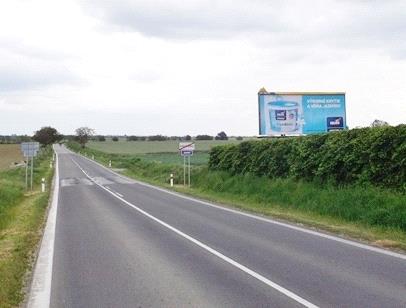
[69,142,406,252]
[87,139,246,154]
[0,147,53,307]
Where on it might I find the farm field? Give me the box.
[137,152,209,166]
[0,144,24,170]
[87,139,248,154]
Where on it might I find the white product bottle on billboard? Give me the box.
[266,95,303,135]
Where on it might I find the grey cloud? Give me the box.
[80,0,406,59]
[0,64,83,92]
[82,0,287,39]
[129,70,160,83]
[0,41,84,92]
[0,38,75,61]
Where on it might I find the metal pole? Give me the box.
[183,156,186,186]
[25,156,28,190]
[188,155,191,187]
[30,156,34,191]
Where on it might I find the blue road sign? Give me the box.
[180,150,193,156]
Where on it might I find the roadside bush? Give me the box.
[209,125,406,191]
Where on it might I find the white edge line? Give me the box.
[71,158,318,308]
[72,148,406,261]
[27,147,59,308]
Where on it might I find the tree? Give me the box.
[112,136,119,141]
[196,134,213,140]
[371,119,389,127]
[148,135,168,141]
[33,126,63,146]
[127,135,138,141]
[184,135,192,141]
[215,131,228,140]
[98,135,106,141]
[75,127,95,148]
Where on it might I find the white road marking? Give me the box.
[72,159,318,308]
[28,148,59,308]
[73,151,406,261]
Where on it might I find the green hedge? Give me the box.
[209,125,406,191]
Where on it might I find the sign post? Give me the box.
[25,158,28,190]
[21,142,40,191]
[183,156,186,186]
[188,156,191,187]
[179,142,195,187]
[31,156,34,190]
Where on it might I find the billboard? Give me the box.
[258,91,346,136]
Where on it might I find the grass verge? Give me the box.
[68,142,406,253]
[0,147,53,307]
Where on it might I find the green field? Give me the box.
[87,139,246,154]
[87,139,247,166]
[138,152,209,166]
[0,144,24,171]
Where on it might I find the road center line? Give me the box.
[71,158,318,308]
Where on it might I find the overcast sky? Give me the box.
[1,0,405,136]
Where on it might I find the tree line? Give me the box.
[22,126,239,149]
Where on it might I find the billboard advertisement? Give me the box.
[258,91,346,136]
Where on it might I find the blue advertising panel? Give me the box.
[258,92,346,136]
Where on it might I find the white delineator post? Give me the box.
[170,173,174,187]
[92,155,94,160]
[109,160,112,168]
[41,178,45,193]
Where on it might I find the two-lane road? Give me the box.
[32,145,406,307]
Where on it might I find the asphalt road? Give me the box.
[47,145,406,307]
